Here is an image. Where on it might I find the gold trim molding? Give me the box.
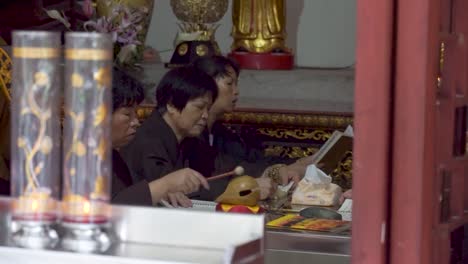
[13,47,60,59]
[330,151,353,190]
[65,49,113,61]
[264,146,318,159]
[137,105,353,128]
[257,128,331,141]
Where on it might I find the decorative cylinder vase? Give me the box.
[10,31,61,249]
[61,32,113,252]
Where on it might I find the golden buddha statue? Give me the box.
[229,0,293,69]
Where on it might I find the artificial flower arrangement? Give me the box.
[45,0,150,68]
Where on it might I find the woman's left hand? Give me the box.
[255,177,277,200]
[278,163,306,185]
[166,192,192,208]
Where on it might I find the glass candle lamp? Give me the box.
[10,31,62,249]
[61,32,113,252]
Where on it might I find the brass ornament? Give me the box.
[196,44,208,57]
[177,43,189,56]
[170,0,228,25]
[168,0,228,64]
[216,175,260,206]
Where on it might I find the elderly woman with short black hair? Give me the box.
[120,66,218,207]
[111,67,209,206]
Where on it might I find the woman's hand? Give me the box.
[161,168,210,194]
[256,177,277,200]
[340,189,352,204]
[166,192,192,208]
[149,168,209,205]
[278,163,305,185]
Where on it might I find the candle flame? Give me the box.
[83,201,90,215]
[31,200,38,211]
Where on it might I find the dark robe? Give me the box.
[182,137,234,200]
[183,121,295,201]
[0,77,10,195]
[111,149,152,206]
[120,110,185,183]
[186,121,290,179]
[120,110,228,201]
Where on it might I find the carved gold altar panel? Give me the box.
[0,47,12,101]
[137,105,353,157]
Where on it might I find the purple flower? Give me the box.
[52,2,150,65]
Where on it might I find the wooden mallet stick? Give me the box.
[207,166,244,181]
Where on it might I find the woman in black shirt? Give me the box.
[110,67,209,206]
[192,56,312,193]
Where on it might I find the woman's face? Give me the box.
[212,66,239,114]
[111,106,140,148]
[169,93,213,138]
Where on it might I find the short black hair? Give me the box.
[192,55,240,80]
[155,66,218,113]
[112,67,145,112]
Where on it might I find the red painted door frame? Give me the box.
[390,0,441,262]
[352,0,394,263]
[354,0,468,263]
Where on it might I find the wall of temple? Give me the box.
[145,0,356,68]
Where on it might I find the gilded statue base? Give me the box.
[165,40,219,68]
[229,50,294,70]
[229,0,293,70]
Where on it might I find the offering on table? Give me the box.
[215,175,264,214]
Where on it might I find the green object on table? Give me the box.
[299,207,342,220]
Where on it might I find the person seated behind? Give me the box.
[0,73,10,195]
[340,189,352,204]
[111,67,209,206]
[120,66,219,207]
[191,56,312,190]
